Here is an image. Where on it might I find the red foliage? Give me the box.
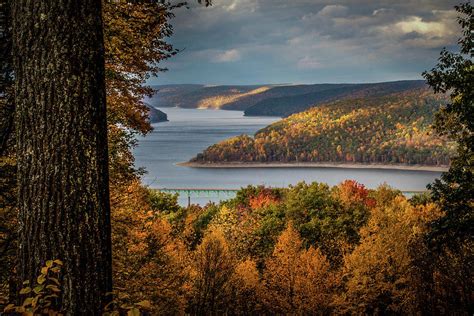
[338,180,375,208]
[248,190,281,209]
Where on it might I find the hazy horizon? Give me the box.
[149,79,426,87]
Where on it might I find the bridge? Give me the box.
[154,187,428,207]
[157,188,240,206]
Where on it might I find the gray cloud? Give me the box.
[150,0,462,85]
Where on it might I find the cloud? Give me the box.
[375,12,458,48]
[372,8,394,16]
[394,16,450,35]
[317,5,349,18]
[297,56,323,70]
[222,0,258,13]
[214,49,241,63]
[150,0,462,85]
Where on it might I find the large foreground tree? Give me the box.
[12,0,112,313]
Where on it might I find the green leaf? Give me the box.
[22,297,33,307]
[16,306,25,313]
[127,308,141,316]
[41,266,49,275]
[37,274,46,285]
[3,303,15,312]
[46,284,61,293]
[33,285,44,294]
[22,280,30,285]
[135,300,151,309]
[31,295,38,308]
[46,260,53,267]
[49,277,60,285]
[19,287,31,295]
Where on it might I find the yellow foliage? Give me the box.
[261,223,337,314]
[335,198,443,314]
[188,229,236,314]
[228,259,262,314]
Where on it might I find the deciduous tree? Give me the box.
[261,223,336,314]
[188,229,236,314]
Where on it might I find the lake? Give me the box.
[134,107,442,205]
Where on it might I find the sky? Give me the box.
[149,0,462,85]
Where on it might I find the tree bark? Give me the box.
[12,1,112,314]
[0,0,14,155]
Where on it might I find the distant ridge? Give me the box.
[145,80,426,117]
[244,80,426,117]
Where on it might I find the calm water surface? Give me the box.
[134,107,442,205]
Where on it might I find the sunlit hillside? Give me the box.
[145,80,426,115]
[191,88,454,166]
[197,86,272,109]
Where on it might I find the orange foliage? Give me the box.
[110,180,189,314]
[105,181,468,315]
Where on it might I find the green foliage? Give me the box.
[285,181,372,264]
[186,182,389,267]
[147,189,181,214]
[409,192,432,206]
[3,260,63,315]
[423,2,474,247]
[193,89,454,166]
[3,259,153,315]
[248,204,287,262]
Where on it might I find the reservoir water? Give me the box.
[134,107,442,205]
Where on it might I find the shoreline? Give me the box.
[177,161,449,172]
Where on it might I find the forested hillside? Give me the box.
[191,88,454,166]
[244,80,426,117]
[146,80,425,115]
[145,104,168,123]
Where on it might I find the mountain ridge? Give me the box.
[144,80,426,116]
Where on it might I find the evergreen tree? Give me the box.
[423,2,473,247]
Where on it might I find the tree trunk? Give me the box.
[12,1,112,314]
[0,0,14,155]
